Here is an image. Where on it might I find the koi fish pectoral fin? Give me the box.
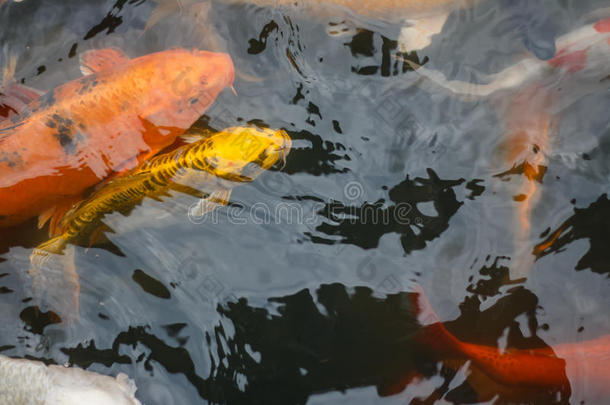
[38,195,84,237]
[29,241,79,323]
[398,12,450,52]
[187,189,231,222]
[79,48,130,76]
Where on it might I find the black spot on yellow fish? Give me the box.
[132,269,171,299]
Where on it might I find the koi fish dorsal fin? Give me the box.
[79,48,130,76]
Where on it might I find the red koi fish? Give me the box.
[0,48,234,232]
[409,287,610,403]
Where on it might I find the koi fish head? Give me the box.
[201,127,292,182]
[139,49,235,129]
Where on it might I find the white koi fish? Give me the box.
[0,354,142,405]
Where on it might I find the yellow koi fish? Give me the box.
[29,126,291,319]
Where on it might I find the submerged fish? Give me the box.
[406,15,610,98]
[491,83,554,275]
[407,16,610,276]
[148,0,480,51]
[0,47,234,231]
[30,126,291,318]
[410,287,610,403]
[0,354,142,405]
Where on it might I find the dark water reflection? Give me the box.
[1,0,610,404]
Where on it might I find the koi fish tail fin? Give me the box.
[409,285,462,357]
[29,238,79,322]
[30,235,68,265]
[399,12,450,52]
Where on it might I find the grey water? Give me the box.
[1,0,609,404]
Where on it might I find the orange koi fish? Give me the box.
[0,48,234,231]
[410,287,610,403]
[407,16,610,275]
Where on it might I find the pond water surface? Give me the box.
[1,0,609,404]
